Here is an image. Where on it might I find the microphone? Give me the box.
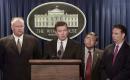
[51,55,58,59]
[57,50,61,59]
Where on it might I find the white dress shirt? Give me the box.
[13,34,23,47]
[57,38,68,52]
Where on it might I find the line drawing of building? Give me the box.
[34,6,78,28]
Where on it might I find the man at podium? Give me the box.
[44,21,82,59]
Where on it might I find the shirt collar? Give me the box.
[57,38,68,43]
[115,40,124,48]
[85,47,94,53]
[13,33,23,43]
[13,33,23,39]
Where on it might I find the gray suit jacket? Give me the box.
[81,48,103,80]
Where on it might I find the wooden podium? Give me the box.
[29,59,81,80]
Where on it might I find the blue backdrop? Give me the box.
[1,0,130,49]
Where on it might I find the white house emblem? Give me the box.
[27,2,86,41]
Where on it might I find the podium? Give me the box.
[29,59,81,80]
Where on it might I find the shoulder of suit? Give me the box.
[123,41,130,47]
[0,35,13,45]
[45,39,56,46]
[0,35,12,41]
[95,48,104,53]
[49,39,57,44]
[68,39,80,45]
[95,48,103,51]
[24,34,34,38]
[94,48,104,57]
[105,44,114,49]
[24,34,38,40]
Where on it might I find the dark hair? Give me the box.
[112,24,127,36]
[54,21,68,31]
[85,32,98,41]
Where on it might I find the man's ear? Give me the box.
[11,26,13,31]
[95,41,98,46]
[55,31,57,36]
[122,33,125,39]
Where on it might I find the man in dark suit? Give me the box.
[100,24,130,80]
[0,17,42,80]
[44,21,82,59]
[81,32,103,80]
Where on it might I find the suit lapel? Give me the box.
[112,42,127,66]
[20,35,26,54]
[10,35,19,54]
[62,39,70,58]
[92,49,99,70]
[109,44,115,67]
[53,40,58,57]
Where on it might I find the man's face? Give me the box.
[112,28,125,44]
[55,25,69,41]
[11,20,24,37]
[84,34,97,49]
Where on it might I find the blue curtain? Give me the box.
[0,0,130,79]
[1,0,130,49]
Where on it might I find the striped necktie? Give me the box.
[17,39,21,54]
[57,41,64,59]
[112,45,119,64]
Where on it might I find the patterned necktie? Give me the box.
[17,39,21,54]
[86,51,92,80]
[112,45,119,64]
[57,41,64,59]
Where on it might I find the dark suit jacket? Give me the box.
[0,34,42,80]
[44,39,82,59]
[0,44,5,69]
[0,44,5,80]
[81,47,103,80]
[100,41,130,80]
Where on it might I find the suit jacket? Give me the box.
[100,41,130,80]
[0,44,5,69]
[0,44,5,80]
[81,47,103,80]
[0,34,42,80]
[44,39,82,59]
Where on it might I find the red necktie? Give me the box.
[86,51,92,80]
[112,45,119,64]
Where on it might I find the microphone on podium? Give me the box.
[57,50,61,59]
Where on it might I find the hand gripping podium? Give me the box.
[29,59,81,80]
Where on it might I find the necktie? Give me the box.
[86,51,92,80]
[17,39,21,54]
[112,45,119,64]
[57,41,64,59]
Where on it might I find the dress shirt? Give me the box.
[114,41,124,53]
[13,33,23,47]
[57,38,68,52]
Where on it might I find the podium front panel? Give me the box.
[31,64,80,80]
